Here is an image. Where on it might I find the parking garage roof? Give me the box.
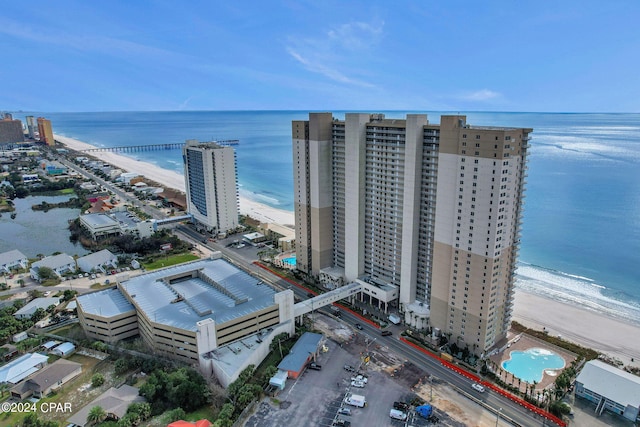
[119,258,277,332]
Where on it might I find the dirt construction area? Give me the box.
[241,314,514,427]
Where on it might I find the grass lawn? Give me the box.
[185,406,217,422]
[90,282,115,290]
[50,322,85,339]
[143,253,199,270]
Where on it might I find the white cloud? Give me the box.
[286,19,384,88]
[286,47,374,88]
[461,89,502,101]
[327,21,384,50]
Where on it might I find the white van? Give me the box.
[389,409,407,420]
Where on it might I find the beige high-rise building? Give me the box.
[292,113,531,352]
[37,117,54,146]
[183,139,239,234]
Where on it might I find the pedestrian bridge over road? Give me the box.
[293,282,362,317]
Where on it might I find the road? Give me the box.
[56,156,164,220]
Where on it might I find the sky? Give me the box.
[1,0,639,113]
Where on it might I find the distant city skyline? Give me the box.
[1,1,639,113]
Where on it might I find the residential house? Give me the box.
[10,359,82,399]
[0,249,29,273]
[30,254,76,280]
[76,249,117,274]
[13,297,60,319]
[0,353,48,385]
[66,385,145,427]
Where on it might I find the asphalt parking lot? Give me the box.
[243,338,412,427]
[242,314,468,427]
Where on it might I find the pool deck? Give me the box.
[488,331,577,394]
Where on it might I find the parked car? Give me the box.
[350,380,365,388]
[471,383,485,393]
[308,362,322,371]
[337,408,352,416]
[351,375,368,384]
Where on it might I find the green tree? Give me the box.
[126,402,151,421]
[164,408,186,423]
[114,358,130,375]
[91,373,105,387]
[262,365,278,386]
[87,406,107,426]
[31,307,46,322]
[35,266,56,281]
[62,289,77,301]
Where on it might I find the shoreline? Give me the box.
[54,134,295,226]
[512,290,640,367]
[53,134,640,368]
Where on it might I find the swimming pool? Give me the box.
[501,348,565,383]
[282,256,296,266]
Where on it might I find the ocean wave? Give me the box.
[515,263,640,326]
[238,188,281,206]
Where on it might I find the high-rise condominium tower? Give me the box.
[292,113,531,351]
[183,139,239,234]
[37,117,54,146]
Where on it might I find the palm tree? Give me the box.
[87,405,106,426]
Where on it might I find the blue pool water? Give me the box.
[283,256,296,266]
[501,348,565,383]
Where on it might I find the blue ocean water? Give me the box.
[15,111,640,324]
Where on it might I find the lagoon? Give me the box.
[0,195,88,258]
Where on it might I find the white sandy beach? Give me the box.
[54,134,640,367]
[513,291,640,367]
[54,134,295,226]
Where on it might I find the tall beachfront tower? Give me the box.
[25,116,36,139]
[0,116,24,145]
[183,139,239,234]
[37,117,54,146]
[292,113,531,352]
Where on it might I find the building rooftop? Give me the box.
[80,213,120,228]
[42,340,59,350]
[31,253,74,270]
[14,297,61,318]
[52,342,75,355]
[120,258,277,331]
[77,249,116,268]
[0,353,48,384]
[11,359,81,394]
[0,249,27,265]
[576,360,640,408]
[67,384,145,427]
[277,332,323,373]
[76,287,135,318]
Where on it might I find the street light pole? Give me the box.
[495,407,502,427]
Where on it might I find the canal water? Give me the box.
[0,195,88,258]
